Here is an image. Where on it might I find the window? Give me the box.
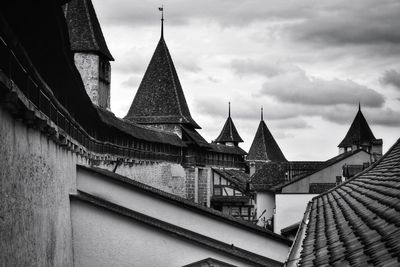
[231,207,240,216]
[213,187,221,196]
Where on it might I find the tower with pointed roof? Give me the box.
[64,0,114,109]
[214,102,243,147]
[124,10,200,138]
[338,103,382,157]
[247,108,287,175]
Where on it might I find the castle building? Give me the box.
[0,1,291,266]
[63,0,247,207]
[246,109,287,176]
[338,103,382,157]
[64,0,114,109]
[249,104,382,234]
[213,102,244,147]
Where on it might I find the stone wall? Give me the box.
[0,106,87,266]
[94,160,187,199]
[74,53,111,109]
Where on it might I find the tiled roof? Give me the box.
[212,168,250,191]
[209,143,247,156]
[63,0,114,60]
[215,116,243,143]
[251,161,325,192]
[124,36,200,129]
[281,222,300,236]
[96,107,185,147]
[338,106,378,148]
[251,162,289,191]
[181,126,210,148]
[247,120,287,162]
[278,149,369,190]
[295,138,400,267]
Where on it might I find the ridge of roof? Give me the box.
[63,0,114,60]
[72,192,283,267]
[338,107,377,148]
[278,149,369,190]
[212,168,249,191]
[215,116,244,143]
[77,165,292,245]
[209,143,247,155]
[247,120,287,162]
[95,106,185,147]
[294,138,400,266]
[181,125,210,148]
[124,36,200,129]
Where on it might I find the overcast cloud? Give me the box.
[93,0,400,160]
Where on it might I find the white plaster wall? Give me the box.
[71,200,258,267]
[256,191,275,227]
[0,107,85,266]
[274,194,318,234]
[282,151,371,193]
[77,168,290,262]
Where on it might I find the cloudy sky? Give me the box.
[93,0,400,160]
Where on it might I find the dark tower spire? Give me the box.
[214,102,243,145]
[359,101,361,111]
[261,106,264,121]
[159,6,164,38]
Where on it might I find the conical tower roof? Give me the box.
[338,104,376,148]
[215,103,243,143]
[64,0,114,61]
[124,33,200,129]
[247,112,287,162]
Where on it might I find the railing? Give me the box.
[0,30,181,163]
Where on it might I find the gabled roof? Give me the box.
[338,105,377,148]
[63,0,114,61]
[124,35,200,129]
[215,105,243,143]
[251,162,289,191]
[73,192,283,267]
[215,116,243,143]
[290,138,400,266]
[212,168,250,191]
[209,143,247,156]
[247,120,287,162]
[96,107,185,147]
[181,126,210,148]
[77,165,292,245]
[278,149,369,191]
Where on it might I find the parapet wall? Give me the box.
[0,106,86,266]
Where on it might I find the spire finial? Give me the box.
[228,101,231,117]
[261,106,264,121]
[358,101,361,111]
[159,6,164,37]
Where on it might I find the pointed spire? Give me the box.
[261,106,264,121]
[159,6,164,38]
[214,103,243,144]
[338,103,377,148]
[124,18,200,129]
[358,101,361,111]
[63,0,114,61]
[247,119,287,162]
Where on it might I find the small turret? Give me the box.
[338,103,382,158]
[64,0,114,109]
[214,102,243,147]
